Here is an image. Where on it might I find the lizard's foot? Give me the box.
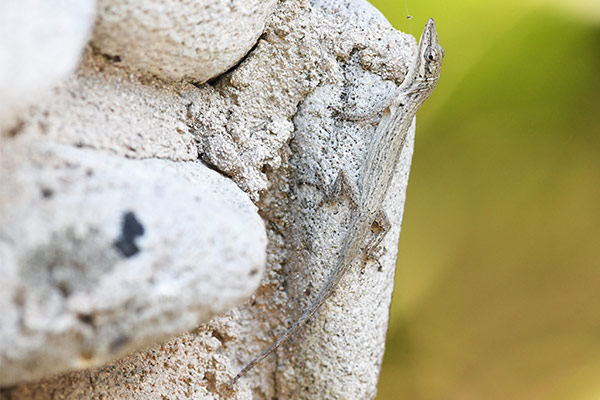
[365,209,391,263]
[319,169,360,209]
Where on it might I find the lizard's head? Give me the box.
[414,18,444,86]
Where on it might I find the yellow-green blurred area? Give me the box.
[368,0,600,398]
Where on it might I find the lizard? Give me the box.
[230,18,444,385]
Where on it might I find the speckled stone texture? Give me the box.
[92,0,277,82]
[0,141,267,385]
[0,0,419,398]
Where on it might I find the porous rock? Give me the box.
[7,49,198,161]
[0,140,266,386]
[92,0,277,83]
[192,0,412,202]
[0,0,420,398]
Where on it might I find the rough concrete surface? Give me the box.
[92,0,277,83]
[192,0,412,202]
[10,49,198,162]
[0,0,421,398]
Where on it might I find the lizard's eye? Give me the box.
[425,48,436,61]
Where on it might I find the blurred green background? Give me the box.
[368,0,600,399]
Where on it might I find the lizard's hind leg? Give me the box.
[365,209,392,271]
[320,169,360,209]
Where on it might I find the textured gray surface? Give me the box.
[193,0,412,202]
[0,141,266,385]
[92,0,277,83]
[0,0,420,398]
[13,49,198,161]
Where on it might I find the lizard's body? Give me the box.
[231,18,444,385]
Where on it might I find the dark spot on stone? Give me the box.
[113,211,145,258]
[77,313,94,325]
[57,281,71,297]
[211,329,225,343]
[79,349,95,362]
[249,268,259,276]
[204,370,218,392]
[38,121,48,134]
[13,288,25,306]
[41,187,53,198]
[103,53,121,62]
[109,334,130,353]
[6,119,25,137]
[0,385,18,398]
[20,228,117,299]
[261,164,272,174]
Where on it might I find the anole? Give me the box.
[231,18,444,385]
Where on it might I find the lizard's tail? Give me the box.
[228,260,345,387]
[228,314,304,386]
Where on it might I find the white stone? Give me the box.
[0,0,422,397]
[11,49,199,162]
[92,0,277,83]
[0,0,96,132]
[0,140,267,385]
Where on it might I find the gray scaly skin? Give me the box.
[230,18,444,385]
